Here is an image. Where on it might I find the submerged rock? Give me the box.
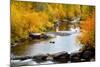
[40,61,55,64]
[50,41,55,44]
[11,56,32,61]
[20,56,32,61]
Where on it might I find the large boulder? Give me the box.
[33,55,48,63]
[53,51,70,63]
[41,34,49,39]
[29,33,49,39]
[29,33,41,39]
[81,50,94,61]
[80,47,95,61]
[70,52,82,62]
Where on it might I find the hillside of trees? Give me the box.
[11,1,95,48]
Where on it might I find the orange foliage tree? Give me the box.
[79,13,95,48]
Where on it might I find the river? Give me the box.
[11,28,82,56]
[11,28,83,66]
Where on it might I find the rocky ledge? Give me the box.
[11,47,95,65]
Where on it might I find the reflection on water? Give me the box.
[11,30,82,56]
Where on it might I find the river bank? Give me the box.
[11,47,95,66]
[11,29,95,66]
[11,33,53,47]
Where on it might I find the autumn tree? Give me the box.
[11,1,53,43]
[79,10,95,48]
[11,1,95,45]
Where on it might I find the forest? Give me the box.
[11,0,95,48]
[10,1,96,66]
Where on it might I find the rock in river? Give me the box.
[33,54,48,63]
[53,51,70,63]
[81,50,94,61]
[70,51,82,62]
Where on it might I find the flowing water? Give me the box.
[11,28,82,66]
[11,28,82,56]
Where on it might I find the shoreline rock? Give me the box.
[11,48,95,65]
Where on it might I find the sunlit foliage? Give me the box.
[11,0,95,45]
[79,11,95,47]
